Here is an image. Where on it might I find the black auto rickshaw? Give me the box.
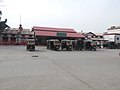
[74,39,84,50]
[47,39,60,50]
[107,41,117,49]
[84,40,96,51]
[26,38,35,51]
[61,39,73,51]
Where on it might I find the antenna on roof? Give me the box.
[18,15,23,33]
[20,15,21,24]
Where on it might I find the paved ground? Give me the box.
[0,46,120,90]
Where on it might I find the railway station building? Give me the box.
[32,26,85,45]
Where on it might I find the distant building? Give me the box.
[32,26,85,45]
[85,32,104,48]
[85,32,97,39]
[107,26,120,34]
[0,28,34,45]
[85,32,104,40]
[104,26,120,43]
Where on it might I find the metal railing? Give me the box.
[0,41,27,45]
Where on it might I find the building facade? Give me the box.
[85,32,104,48]
[0,28,34,45]
[32,26,85,45]
[104,26,120,43]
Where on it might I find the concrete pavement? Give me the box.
[0,46,120,90]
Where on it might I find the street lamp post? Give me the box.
[0,10,2,21]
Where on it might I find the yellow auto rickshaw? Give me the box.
[26,38,35,51]
[47,39,60,50]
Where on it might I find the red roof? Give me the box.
[35,31,56,36]
[33,26,85,38]
[32,26,76,33]
[67,33,84,38]
[35,31,84,38]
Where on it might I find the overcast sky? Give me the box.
[0,0,120,33]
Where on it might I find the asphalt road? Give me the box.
[0,46,120,90]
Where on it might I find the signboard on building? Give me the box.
[57,32,66,37]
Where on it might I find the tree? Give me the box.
[0,11,10,32]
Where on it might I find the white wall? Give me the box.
[104,35,109,41]
[108,35,115,42]
[104,35,115,42]
[104,34,120,43]
[108,29,120,34]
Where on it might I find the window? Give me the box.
[29,35,32,37]
[10,37,16,41]
[117,37,119,40]
[11,34,15,37]
[3,37,8,41]
[4,34,7,36]
[100,36,103,38]
[22,35,25,37]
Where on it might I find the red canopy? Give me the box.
[33,26,85,38]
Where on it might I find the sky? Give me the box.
[0,0,120,33]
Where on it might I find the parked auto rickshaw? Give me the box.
[26,38,35,51]
[107,41,117,49]
[61,39,73,51]
[47,39,60,50]
[74,39,84,50]
[84,40,96,51]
